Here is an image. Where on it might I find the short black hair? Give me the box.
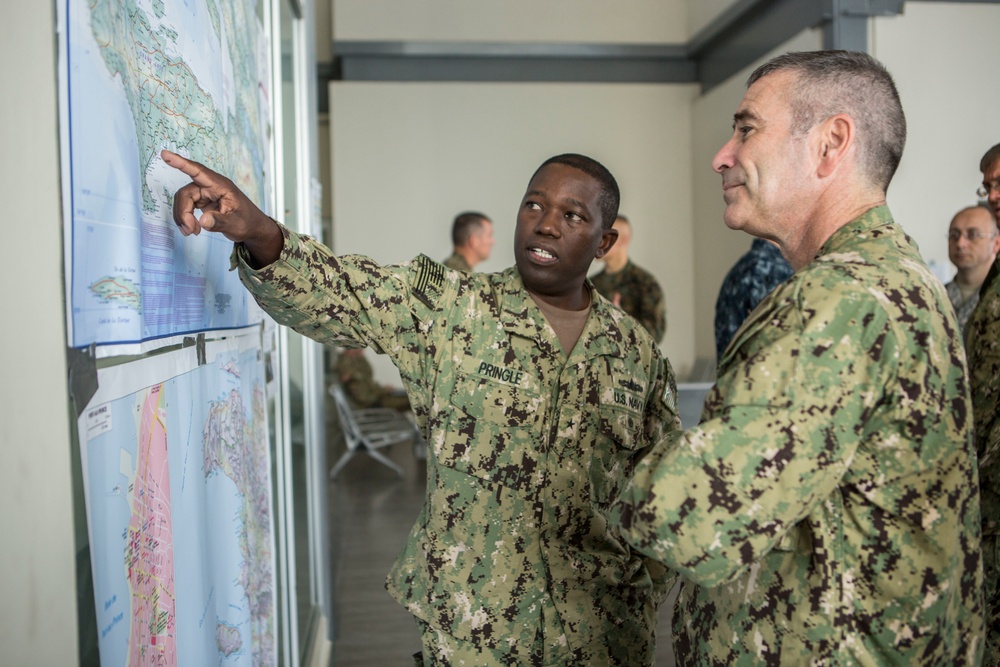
[451,212,490,247]
[532,154,620,229]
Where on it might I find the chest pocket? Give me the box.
[589,381,646,506]
[440,361,544,493]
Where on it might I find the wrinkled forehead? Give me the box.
[739,70,797,117]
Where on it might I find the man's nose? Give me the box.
[536,211,561,236]
[712,138,736,174]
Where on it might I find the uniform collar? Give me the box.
[814,205,895,260]
[495,267,625,360]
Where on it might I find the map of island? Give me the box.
[125,384,176,664]
[90,275,143,312]
[63,0,270,350]
[80,338,276,665]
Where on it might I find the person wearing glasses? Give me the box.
[946,204,1000,335]
[966,141,1000,664]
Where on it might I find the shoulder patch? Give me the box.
[412,254,447,308]
[662,382,677,413]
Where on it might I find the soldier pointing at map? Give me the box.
[163,148,682,665]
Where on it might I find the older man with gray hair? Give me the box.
[612,50,983,665]
[946,203,999,335]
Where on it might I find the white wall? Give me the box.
[330,81,699,382]
[873,2,1000,279]
[334,0,688,43]
[0,4,79,665]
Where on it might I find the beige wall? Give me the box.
[333,0,689,43]
[0,4,79,665]
[874,2,1000,280]
[687,0,740,37]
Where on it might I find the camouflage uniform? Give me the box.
[613,207,984,665]
[442,252,472,272]
[590,261,667,343]
[334,350,412,412]
[967,257,1000,665]
[714,237,794,361]
[947,280,980,339]
[234,225,682,665]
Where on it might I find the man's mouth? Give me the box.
[721,183,743,203]
[529,247,557,263]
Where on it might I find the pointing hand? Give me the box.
[162,150,283,266]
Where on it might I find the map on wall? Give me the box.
[79,335,277,665]
[60,0,272,353]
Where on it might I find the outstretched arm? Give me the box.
[162,149,283,267]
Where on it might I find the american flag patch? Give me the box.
[412,255,446,308]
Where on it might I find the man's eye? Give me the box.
[525,201,541,210]
[566,212,583,222]
[738,125,753,137]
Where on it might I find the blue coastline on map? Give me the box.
[82,345,274,665]
[85,395,137,667]
[65,0,268,349]
[166,364,251,663]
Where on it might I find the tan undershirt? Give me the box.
[529,293,592,356]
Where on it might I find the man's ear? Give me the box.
[816,113,855,178]
[595,227,619,258]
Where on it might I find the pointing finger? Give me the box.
[161,149,219,189]
[163,150,232,235]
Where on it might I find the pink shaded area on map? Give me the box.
[125,384,177,666]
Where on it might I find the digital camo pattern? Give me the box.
[234,226,682,665]
[714,237,794,362]
[442,252,472,273]
[967,258,1000,666]
[948,280,981,339]
[590,261,667,344]
[613,207,984,665]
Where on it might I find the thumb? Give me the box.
[202,209,257,244]
[199,210,217,231]
[199,209,236,240]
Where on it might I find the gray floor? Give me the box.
[326,437,677,666]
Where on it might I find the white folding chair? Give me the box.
[328,382,417,479]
